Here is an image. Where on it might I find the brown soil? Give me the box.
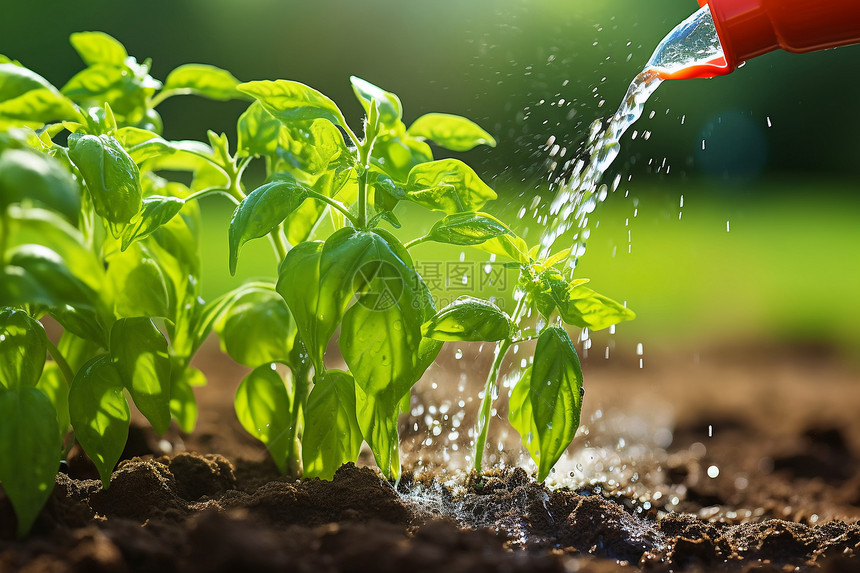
[1,338,859,572]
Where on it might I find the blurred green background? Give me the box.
[4,0,858,352]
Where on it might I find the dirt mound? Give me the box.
[2,456,858,572]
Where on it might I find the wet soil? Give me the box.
[1,339,859,572]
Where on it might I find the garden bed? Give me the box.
[2,340,858,572]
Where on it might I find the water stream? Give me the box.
[403,2,728,497]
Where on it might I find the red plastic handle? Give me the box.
[699,0,860,70]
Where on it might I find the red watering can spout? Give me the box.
[699,0,860,73]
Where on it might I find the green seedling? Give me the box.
[0,31,634,536]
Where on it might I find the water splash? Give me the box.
[539,3,726,267]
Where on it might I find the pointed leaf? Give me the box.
[36,362,70,441]
[302,370,362,479]
[161,63,246,101]
[110,318,171,434]
[349,76,402,126]
[121,195,185,251]
[237,101,281,158]
[69,355,129,488]
[0,307,47,390]
[407,113,496,151]
[276,241,327,372]
[105,243,171,319]
[475,234,530,264]
[426,211,511,246]
[422,297,512,342]
[0,387,60,536]
[510,327,582,481]
[0,148,81,221]
[229,178,309,275]
[237,80,346,128]
[170,367,201,434]
[214,284,296,367]
[552,282,635,331]
[69,32,128,66]
[0,245,101,312]
[406,159,496,214]
[0,63,79,123]
[234,363,292,474]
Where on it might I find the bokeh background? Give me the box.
[4,0,858,355]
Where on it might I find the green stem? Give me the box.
[404,236,429,249]
[357,144,370,229]
[46,338,75,387]
[269,228,289,262]
[183,186,231,203]
[148,90,173,109]
[472,337,512,473]
[307,191,360,227]
[472,292,529,474]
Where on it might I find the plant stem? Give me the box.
[472,291,530,474]
[404,236,429,250]
[306,191,360,227]
[472,337,512,473]
[46,338,75,388]
[269,227,289,262]
[357,144,370,229]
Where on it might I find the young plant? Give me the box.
[0,32,250,534]
[421,238,635,479]
[225,75,501,479]
[0,30,636,538]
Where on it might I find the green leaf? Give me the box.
[0,307,48,390]
[0,245,101,312]
[370,124,433,183]
[36,362,70,441]
[277,229,386,375]
[237,80,346,128]
[229,178,309,275]
[120,195,185,251]
[5,207,105,294]
[0,148,81,221]
[406,159,496,214]
[68,355,129,488]
[349,76,402,126]
[422,297,512,342]
[509,327,582,481]
[544,275,635,331]
[169,367,201,434]
[277,241,326,372]
[475,234,531,264]
[338,230,436,479]
[105,243,171,319]
[354,389,401,480]
[0,63,79,124]
[237,101,282,158]
[277,119,349,176]
[67,133,142,225]
[0,387,60,536]
[214,284,297,367]
[302,370,362,480]
[234,363,292,474]
[69,32,128,66]
[426,211,511,246]
[161,64,246,101]
[407,113,496,151]
[110,318,171,434]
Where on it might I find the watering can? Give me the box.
[654,0,860,79]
